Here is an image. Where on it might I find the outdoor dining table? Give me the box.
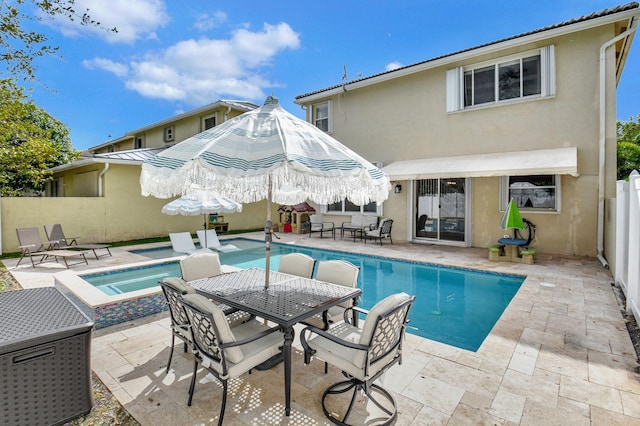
[188,267,362,417]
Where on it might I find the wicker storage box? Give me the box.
[0,287,94,426]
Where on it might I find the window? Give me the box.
[134,135,145,149]
[164,126,174,142]
[447,45,554,112]
[312,101,331,132]
[501,174,560,212]
[326,199,379,214]
[325,161,384,215]
[203,115,216,130]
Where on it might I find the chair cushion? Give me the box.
[162,277,196,294]
[180,252,222,281]
[278,253,316,278]
[306,322,366,378]
[350,214,364,227]
[359,292,411,346]
[181,294,244,363]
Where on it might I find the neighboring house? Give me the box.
[294,3,639,264]
[2,100,268,250]
[48,100,258,197]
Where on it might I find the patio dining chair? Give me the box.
[179,293,284,426]
[300,292,415,426]
[160,277,196,373]
[179,252,252,324]
[303,260,360,331]
[278,252,316,278]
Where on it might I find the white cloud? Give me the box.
[117,22,300,105]
[193,11,227,32]
[386,61,404,71]
[51,0,169,44]
[82,58,129,77]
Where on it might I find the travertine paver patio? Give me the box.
[4,232,640,425]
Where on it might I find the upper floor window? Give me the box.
[203,115,216,130]
[134,135,145,149]
[447,45,555,112]
[501,174,560,212]
[164,125,174,142]
[312,101,331,132]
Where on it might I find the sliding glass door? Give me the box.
[415,178,466,243]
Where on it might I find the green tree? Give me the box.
[617,115,640,180]
[0,79,78,196]
[0,0,116,81]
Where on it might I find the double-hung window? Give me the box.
[164,125,174,142]
[312,101,331,132]
[501,174,560,212]
[447,45,555,112]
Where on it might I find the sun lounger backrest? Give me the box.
[44,224,66,246]
[169,232,197,253]
[16,227,45,252]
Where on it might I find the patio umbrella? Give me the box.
[161,191,242,247]
[141,95,391,287]
[500,198,525,238]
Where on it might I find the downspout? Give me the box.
[597,21,637,267]
[98,163,109,197]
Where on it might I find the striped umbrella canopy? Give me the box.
[141,95,391,286]
[161,193,242,217]
[161,191,242,247]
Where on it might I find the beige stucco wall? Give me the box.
[300,24,621,257]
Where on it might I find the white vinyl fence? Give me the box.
[615,170,640,324]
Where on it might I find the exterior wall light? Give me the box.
[394,184,402,193]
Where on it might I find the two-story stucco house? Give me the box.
[49,100,257,197]
[295,3,639,265]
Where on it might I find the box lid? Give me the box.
[0,287,94,355]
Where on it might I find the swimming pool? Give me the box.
[117,238,526,351]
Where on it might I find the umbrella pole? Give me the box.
[203,214,208,247]
[264,176,273,289]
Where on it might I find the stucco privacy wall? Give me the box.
[1,163,268,254]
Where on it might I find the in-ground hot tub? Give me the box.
[53,257,240,329]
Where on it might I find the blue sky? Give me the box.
[21,0,640,150]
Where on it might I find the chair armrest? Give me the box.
[323,221,335,229]
[300,325,368,364]
[343,305,369,324]
[220,324,282,349]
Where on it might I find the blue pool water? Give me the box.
[86,238,525,351]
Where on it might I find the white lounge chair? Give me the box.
[169,232,212,255]
[196,229,240,252]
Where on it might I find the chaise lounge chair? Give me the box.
[16,227,53,267]
[196,229,240,252]
[44,224,112,260]
[169,232,212,255]
[16,227,89,268]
